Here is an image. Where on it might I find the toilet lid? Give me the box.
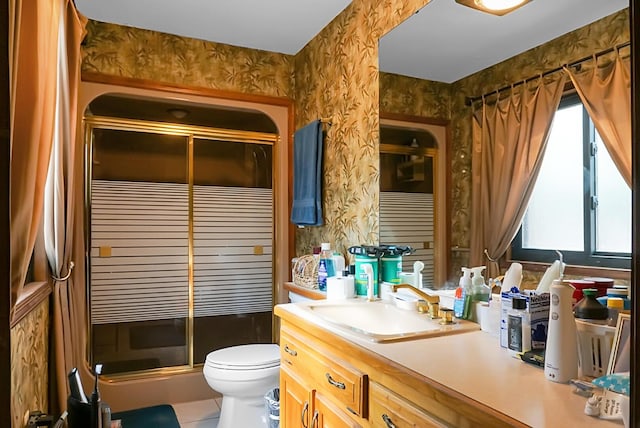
[205,344,280,370]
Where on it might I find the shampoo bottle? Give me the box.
[544,261,578,383]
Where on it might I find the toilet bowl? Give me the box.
[203,344,280,428]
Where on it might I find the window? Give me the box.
[511,94,631,269]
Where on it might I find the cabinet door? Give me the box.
[281,368,311,428]
[313,391,362,428]
[369,382,446,428]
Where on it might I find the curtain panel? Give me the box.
[564,53,631,187]
[47,0,87,413]
[470,75,565,274]
[10,0,86,411]
[9,0,61,313]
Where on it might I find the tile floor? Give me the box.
[172,398,221,428]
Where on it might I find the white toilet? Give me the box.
[203,344,280,428]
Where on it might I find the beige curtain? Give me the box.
[45,0,87,412]
[470,75,566,274]
[9,0,61,313]
[564,53,631,187]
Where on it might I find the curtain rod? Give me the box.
[465,41,631,106]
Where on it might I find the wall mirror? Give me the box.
[378,114,448,288]
[378,0,629,288]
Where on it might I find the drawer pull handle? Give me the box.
[301,402,309,428]
[284,345,297,356]
[382,414,397,428]
[311,410,319,428]
[325,373,346,390]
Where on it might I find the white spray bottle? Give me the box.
[544,251,578,383]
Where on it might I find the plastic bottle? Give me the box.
[597,286,631,311]
[471,266,490,302]
[573,288,608,321]
[545,270,578,383]
[332,252,345,273]
[507,297,531,355]
[454,268,472,318]
[606,297,624,326]
[317,243,335,291]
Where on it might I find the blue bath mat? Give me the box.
[112,404,180,428]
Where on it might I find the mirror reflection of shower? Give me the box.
[379,121,444,288]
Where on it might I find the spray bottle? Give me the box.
[544,251,578,383]
[454,268,472,318]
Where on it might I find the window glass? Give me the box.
[522,104,584,251]
[595,132,632,253]
[512,95,630,269]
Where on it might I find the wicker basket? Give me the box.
[292,255,319,289]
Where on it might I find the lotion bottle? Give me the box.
[544,253,578,383]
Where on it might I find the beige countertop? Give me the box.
[277,299,622,428]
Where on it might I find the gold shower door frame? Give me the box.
[84,115,279,379]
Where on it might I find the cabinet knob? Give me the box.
[311,410,319,428]
[382,413,397,428]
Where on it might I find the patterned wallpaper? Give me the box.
[380,72,451,120]
[11,301,49,428]
[293,0,430,260]
[81,5,629,280]
[82,20,295,98]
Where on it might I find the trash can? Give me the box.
[264,387,280,428]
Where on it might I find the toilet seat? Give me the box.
[205,344,280,371]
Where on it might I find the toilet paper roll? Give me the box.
[326,276,355,300]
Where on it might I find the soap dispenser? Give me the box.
[454,268,472,318]
[544,251,578,383]
[471,266,490,302]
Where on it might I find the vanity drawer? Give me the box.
[280,327,368,418]
[370,382,446,428]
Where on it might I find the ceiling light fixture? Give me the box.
[455,0,531,16]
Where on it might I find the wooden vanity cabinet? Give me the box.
[276,310,522,428]
[280,326,365,427]
[281,368,362,428]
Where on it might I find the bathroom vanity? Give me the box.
[275,301,620,428]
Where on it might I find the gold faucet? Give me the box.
[391,284,440,318]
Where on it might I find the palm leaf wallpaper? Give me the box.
[11,4,629,423]
[79,2,629,278]
[11,301,49,428]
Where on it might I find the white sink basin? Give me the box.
[303,300,479,343]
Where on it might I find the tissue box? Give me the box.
[500,290,550,350]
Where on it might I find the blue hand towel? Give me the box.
[291,120,323,226]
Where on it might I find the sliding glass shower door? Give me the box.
[87,118,276,375]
